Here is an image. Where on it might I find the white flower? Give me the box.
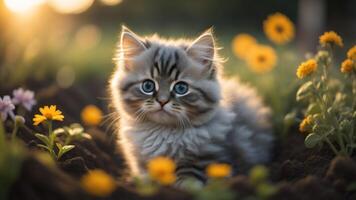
[0,96,15,121]
[12,88,36,111]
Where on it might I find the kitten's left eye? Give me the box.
[173,81,189,95]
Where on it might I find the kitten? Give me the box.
[110,26,274,185]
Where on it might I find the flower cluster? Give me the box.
[0,88,36,122]
[295,31,356,156]
[232,12,295,74]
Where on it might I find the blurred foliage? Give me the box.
[0,121,25,200]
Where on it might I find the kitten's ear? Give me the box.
[120,26,147,58]
[186,28,215,67]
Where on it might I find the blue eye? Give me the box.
[141,80,155,94]
[173,82,189,95]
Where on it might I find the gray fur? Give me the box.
[110,26,274,184]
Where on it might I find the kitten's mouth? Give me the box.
[151,108,174,116]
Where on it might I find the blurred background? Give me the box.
[0,0,355,133]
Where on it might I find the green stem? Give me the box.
[325,137,339,156]
[11,122,19,141]
[48,121,56,159]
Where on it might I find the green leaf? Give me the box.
[306,103,321,115]
[37,144,51,152]
[56,142,63,150]
[35,134,50,146]
[53,128,65,136]
[57,145,75,159]
[296,81,313,101]
[304,133,322,148]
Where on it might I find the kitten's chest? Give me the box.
[124,126,213,161]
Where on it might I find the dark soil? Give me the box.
[3,80,356,200]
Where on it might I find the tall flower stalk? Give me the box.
[296,31,356,156]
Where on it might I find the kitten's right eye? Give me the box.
[141,80,155,95]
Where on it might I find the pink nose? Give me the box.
[158,99,169,107]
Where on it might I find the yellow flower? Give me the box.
[246,45,277,73]
[147,157,176,185]
[347,45,356,60]
[81,105,103,126]
[263,13,295,45]
[33,105,64,125]
[341,59,354,73]
[319,31,343,47]
[232,34,257,59]
[81,169,116,197]
[206,163,232,178]
[299,115,313,133]
[296,59,318,79]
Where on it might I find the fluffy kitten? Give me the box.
[110,26,273,185]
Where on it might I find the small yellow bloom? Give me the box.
[246,45,277,73]
[263,13,295,45]
[206,163,232,178]
[319,31,343,47]
[299,115,313,133]
[33,105,64,125]
[341,59,354,73]
[81,105,103,126]
[232,34,257,59]
[347,45,356,60]
[81,169,116,197]
[296,59,318,79]
[147,157,176,185]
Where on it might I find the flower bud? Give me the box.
[316,50,329,63]
[15,115,25,126]
[250,165,268,185]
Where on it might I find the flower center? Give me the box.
[257,55,266,63]
[44,113,53,119]
[275,24,284,33]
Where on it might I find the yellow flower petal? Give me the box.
[347,45,356,60]
[246,44,277,73]
[81,169,116,197]
[296,59,318,79]
[147,157,176,185]
[81,105,103,126]
[206,163,232,178]
[33,105,65,125]
[319,31,343,47]
[341,59,354,74]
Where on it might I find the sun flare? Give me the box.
[4,0,45,14]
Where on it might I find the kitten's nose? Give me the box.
[157,99,169,107]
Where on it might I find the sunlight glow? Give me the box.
[49,0,94,14]
[100,0,122,6]
[4,0,45,14]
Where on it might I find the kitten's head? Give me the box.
[111,26,222,127]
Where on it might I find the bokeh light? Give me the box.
[75,25,102,50]
[100,0,122,6]
[56,66,76,88]
[4,0,45,14]
[49,0,94,14]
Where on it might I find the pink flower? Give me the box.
[0,96,15,121]
[12,88,36,111]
